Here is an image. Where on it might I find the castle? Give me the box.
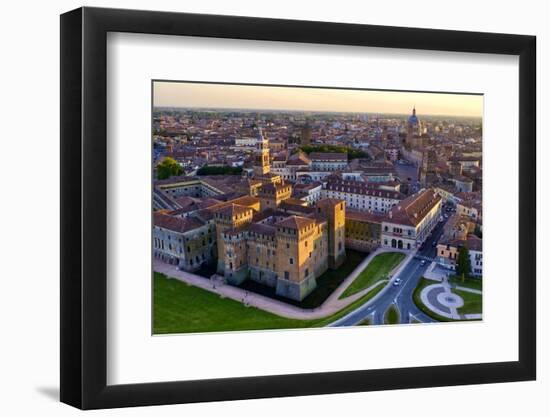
[154,129,346,301]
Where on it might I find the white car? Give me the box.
[420,260,426,266]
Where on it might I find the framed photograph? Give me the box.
[60,6,536,409]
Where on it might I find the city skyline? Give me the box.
[153,81,484,118]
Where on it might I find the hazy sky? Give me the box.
[153,81,483,117]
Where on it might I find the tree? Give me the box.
[297,144,368,160]
[196,165,242,176]
[156,157,183,180]
[456,245,471,283]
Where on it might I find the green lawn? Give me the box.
[453,289,483,315]
[384,305,400,325]
[339,252,405,299]
[154,273,319,334]
[154,272,385,334]
[449,275,483,291]
[412,277,453,322]
[313,282,387,327]
[412,278,482,321]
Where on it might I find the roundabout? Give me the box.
[420,282,464,320]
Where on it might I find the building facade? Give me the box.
[310,152,348,171]
[322,178,403,213]
[345,210,384,252]
[153,212,216,271]
[381,189,442,250]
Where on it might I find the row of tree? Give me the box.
[297,144,369,160]
[196,165,243,176]
[156,158,245,180]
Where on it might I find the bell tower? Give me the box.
[253,127,271,177]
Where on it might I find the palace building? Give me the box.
[381,188,442,250]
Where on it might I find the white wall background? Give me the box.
[0,0,545,416]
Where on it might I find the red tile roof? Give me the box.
[387,189,442,227]
[153,212,205,233]
[275,215,316,230]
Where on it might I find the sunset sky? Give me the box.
[153,81,483,117]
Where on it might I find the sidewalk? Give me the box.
[154,248,410,321]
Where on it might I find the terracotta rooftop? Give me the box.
[466,234,483,252]
[248,223,277,237]
[153,212,204,233]
[387,189,442,227]
[310,152,348,161]
[346,209,387,224]
[286,152,312,166]
[325,180,403,199]
[212,203,251,218]
[229,195,261,208]
[279,201,316,215]
[275,215,316,230]
[316,198,345,208]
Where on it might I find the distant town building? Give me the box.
[322,177,403,213]
[310,152,348,171]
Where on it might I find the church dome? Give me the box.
[408,114,419,125]
[407,107,419,125]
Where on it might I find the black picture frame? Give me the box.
[60,6,536,410]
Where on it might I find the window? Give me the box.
[284,271,289,280]
[289,258,294,265]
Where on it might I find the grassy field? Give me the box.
[154,271,386,334]
[412,278,482,321]
[412,277,453,322]
[453,289,483,315]
[154,273,319,334]
[339,252,405,299]
[384,305,400,324]
[239,250,367,309]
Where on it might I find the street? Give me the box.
[332,207,452,327]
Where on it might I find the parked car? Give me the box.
[420,260,426,266]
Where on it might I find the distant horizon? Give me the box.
[153,81,483,118]
[153,105,482,120]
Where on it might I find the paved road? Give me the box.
[332,207,452,327]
